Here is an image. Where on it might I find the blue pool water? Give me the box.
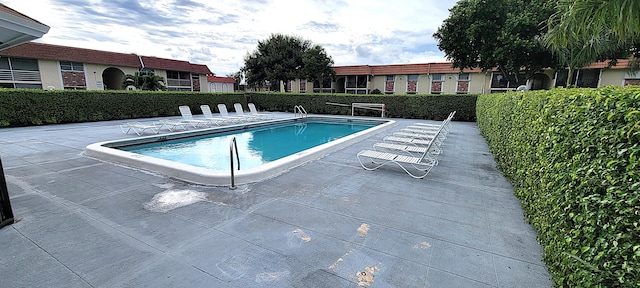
[119,121,376,171]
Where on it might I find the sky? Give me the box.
[3,0,460,76]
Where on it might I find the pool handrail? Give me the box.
[229,136,240,190]
[294,105,308,118]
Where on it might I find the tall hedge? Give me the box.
[476,87,640,287]
[0,89,243,127]
[249,92,477,121]
[0,89,477,127]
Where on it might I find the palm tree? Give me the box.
[122,71,167,91]
[545,0,640,84]
[546,0,640,45]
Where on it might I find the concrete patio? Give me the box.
[0,113,551,287]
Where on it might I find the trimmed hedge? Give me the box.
[476,87,640,287]
[0,89,244,127]
[0,89,477,127]
[249,92,477,121]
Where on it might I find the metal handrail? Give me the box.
[294,105,308,118]
[229,137,240,189]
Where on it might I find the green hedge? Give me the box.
[476,87,640,287]
[0,89,244,127]
[0,89,477,127]
[249,92,477,121]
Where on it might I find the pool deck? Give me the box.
[0,113,551,287]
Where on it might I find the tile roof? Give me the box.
[334,59,632,76]
[0,42,212,74]
[334,62,483,76]
[207,75,236,83]
[333,65,373,76]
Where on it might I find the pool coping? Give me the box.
[84,116,395,186]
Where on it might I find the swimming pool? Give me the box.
[85,116,394,186]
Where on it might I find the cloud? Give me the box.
[2,0,460,75]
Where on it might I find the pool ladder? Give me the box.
[229,136,240,189]
[294,105,308,118]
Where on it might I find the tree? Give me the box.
[545,0,640,81]
[433,0,558,85]
[122,71,166,91]
[244,34,333,91]
[302,45,336,90]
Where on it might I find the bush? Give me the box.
[476,87,640,287]
[249,92,477,121]
[0,89,244,127]
[0,90,477,127]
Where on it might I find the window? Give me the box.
[345,75,369,94]
[166,70,192,90]
[430,74,444,94]
[457,73,470,94]
[313,78,332,93]
[624,71,640,86]
[407,74,418,94]
[0,57,41,87]
[491,72,526,91]
[10,58,39,71]
[385,75,395,93]
[299,79,307,92]
[60,61,84,71]
[555,69,600,88]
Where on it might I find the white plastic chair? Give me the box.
[200,105,232,126]
[120,122,160,136]
[178,106,210,128]
[247,103,274,120]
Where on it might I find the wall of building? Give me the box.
[37,59,61,89]
[600,69,626,87]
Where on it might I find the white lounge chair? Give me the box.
[373,142,440,157]
[233,103,259,121]
[178,106,210,128]
[120,122,160,136]
[155,119,188,132]
[248,103,274,120]
[217,104,247,123]
[414,111,456,132]
[200,105,232,126]
[357,131,440,178]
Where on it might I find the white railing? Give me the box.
[294,105,308,118]
[229,137,240,189]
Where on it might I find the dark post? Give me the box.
[0,156,14,229]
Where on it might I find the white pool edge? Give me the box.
[84,116,395,186]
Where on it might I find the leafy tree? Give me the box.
[302,45,336,90]
[122,71,166,91]
[433,0,558,85]
[244,34,333,92]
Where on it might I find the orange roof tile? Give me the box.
[0,42,212,74]
[334,62,484,76]
[207,75,236,83]
[334,65,372,76]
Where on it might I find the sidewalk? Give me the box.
[0,114,551,287]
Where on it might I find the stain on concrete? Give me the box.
[293,229,312,242]
[413,241,432,250]
[355,264,380,287]
[357,223,370,237]
[329,249,354,271]
[143,189,209,212]
[255,271,290,283]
